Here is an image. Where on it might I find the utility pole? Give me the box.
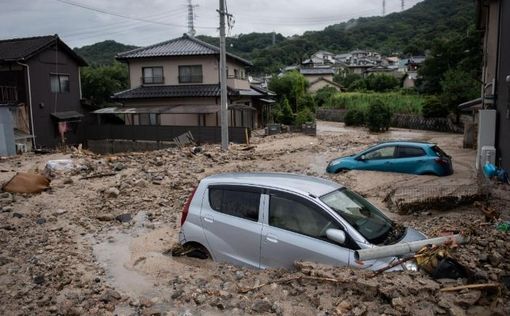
[382,0,386,16]
[401,0,405,11]
[219,0,229,150]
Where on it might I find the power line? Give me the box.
[55,0,217,30]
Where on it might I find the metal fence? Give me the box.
[84,124,250,144]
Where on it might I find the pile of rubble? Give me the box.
[0,129,509,315]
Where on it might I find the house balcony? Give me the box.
[0,86,18,103]
[227,77,250,90]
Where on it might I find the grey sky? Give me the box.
[0,0,423,48]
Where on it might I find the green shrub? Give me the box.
[277,98,295,125]
[422,96,450,118]
[297,93,316,112]
[344,108,366,126]
[366,100,392,132]
[295,108,315,126]
[326,94,348,109]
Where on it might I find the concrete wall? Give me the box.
[127,56,250,89]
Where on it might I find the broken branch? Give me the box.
[440,283,500,292]
[80,172,117,180]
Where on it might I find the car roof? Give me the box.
[374,140,435,147]
[202,172,343,197]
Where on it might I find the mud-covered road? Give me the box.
[1,121,509,315]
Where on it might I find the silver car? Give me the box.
[178,173,426,271]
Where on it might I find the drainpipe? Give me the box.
[17,61,36,149]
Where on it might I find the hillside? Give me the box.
[200,0,475,74]
[73,40,138,66]
[74,0,475,74]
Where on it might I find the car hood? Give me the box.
[397,227,427,244]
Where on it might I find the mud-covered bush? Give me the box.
[344,108,366,126]
[422,95,450,118]
[366,100,392,132]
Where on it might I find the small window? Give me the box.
[50,74,70,93]
[138,113,158,125]
[142,67,164,84]
[209,187,260,221]
[269,192,339,239]
[364,146,396,160]
[398,146,425,158]
[179,65,203,83]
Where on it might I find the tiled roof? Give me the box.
[112,84,269,100]
[0,35,87,66]
[112,84,222,100]
[300,68,335,75]
[117,34,252,66]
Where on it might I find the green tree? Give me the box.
[314,86,337,107]
[295,107,315,126]
[275,98,294,125]
[440,69,479,115]
[81,62,128,106]
[334,73,363,88]
[268,71,308,112]
[366,74,400,92]
[422,95,449,118]
[366,100,392,132]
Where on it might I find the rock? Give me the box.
[55,209,67,215]
[171,289,184,299]
[115,213,132,223]
[1,206,12,212]
[144,223,155,229]
[105,187,120,198]
[455,290,481,307]
[193,294,206,305]
[489,251,503,267]
[235,271,245,280]
[466,305,492,316]
[448,305,466,316]
[0,192,13,203]
[12,212,23,218]
[63,178,73,185]
[100,289,121,303]
[336,300,352,314]
[251,299,272,313]
[33,275,45,285]
[96,214,114,221]
[113,163,125,171]
[0,256,12,266]
[36,218,46,225]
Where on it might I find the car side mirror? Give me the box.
[326,229,346,244]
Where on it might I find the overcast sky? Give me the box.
[1,0,423,48]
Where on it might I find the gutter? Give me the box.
[16,61,36,149]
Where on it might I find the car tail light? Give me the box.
[435,157,449,166]
[180,186,197,226]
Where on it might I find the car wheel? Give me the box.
[335,168,349,174]
[175,242,211,260]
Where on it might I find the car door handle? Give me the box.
[203,216,214,223]
[265,235,278,243]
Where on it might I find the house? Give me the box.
[0,35,87,149]
[302,51,336,67]
[299,67,342,93]
[464,0,510,170]
[96,34,272,143]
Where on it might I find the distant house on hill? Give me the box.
[0,35,87,152]
[299,67,342,93]
[90,34,273,144]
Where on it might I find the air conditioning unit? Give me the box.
[476,109,497,169]
[15,143,27,153]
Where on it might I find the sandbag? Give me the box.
[2,172,50,194]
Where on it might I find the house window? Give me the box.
[50,74,70,93]
[179,65,203,83]
[142,67,164,84]
[137,113,158,125]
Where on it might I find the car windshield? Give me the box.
[320,188,393,244]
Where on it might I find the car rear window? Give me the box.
[209,186,260,221]
[398,146,426,158]
[431,145,448,158]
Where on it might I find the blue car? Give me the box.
[326,141,453,176]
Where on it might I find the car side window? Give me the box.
[364,146,396,160]
[398,146,426,158]
[269,192,339,239]
[209,187,260,221]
